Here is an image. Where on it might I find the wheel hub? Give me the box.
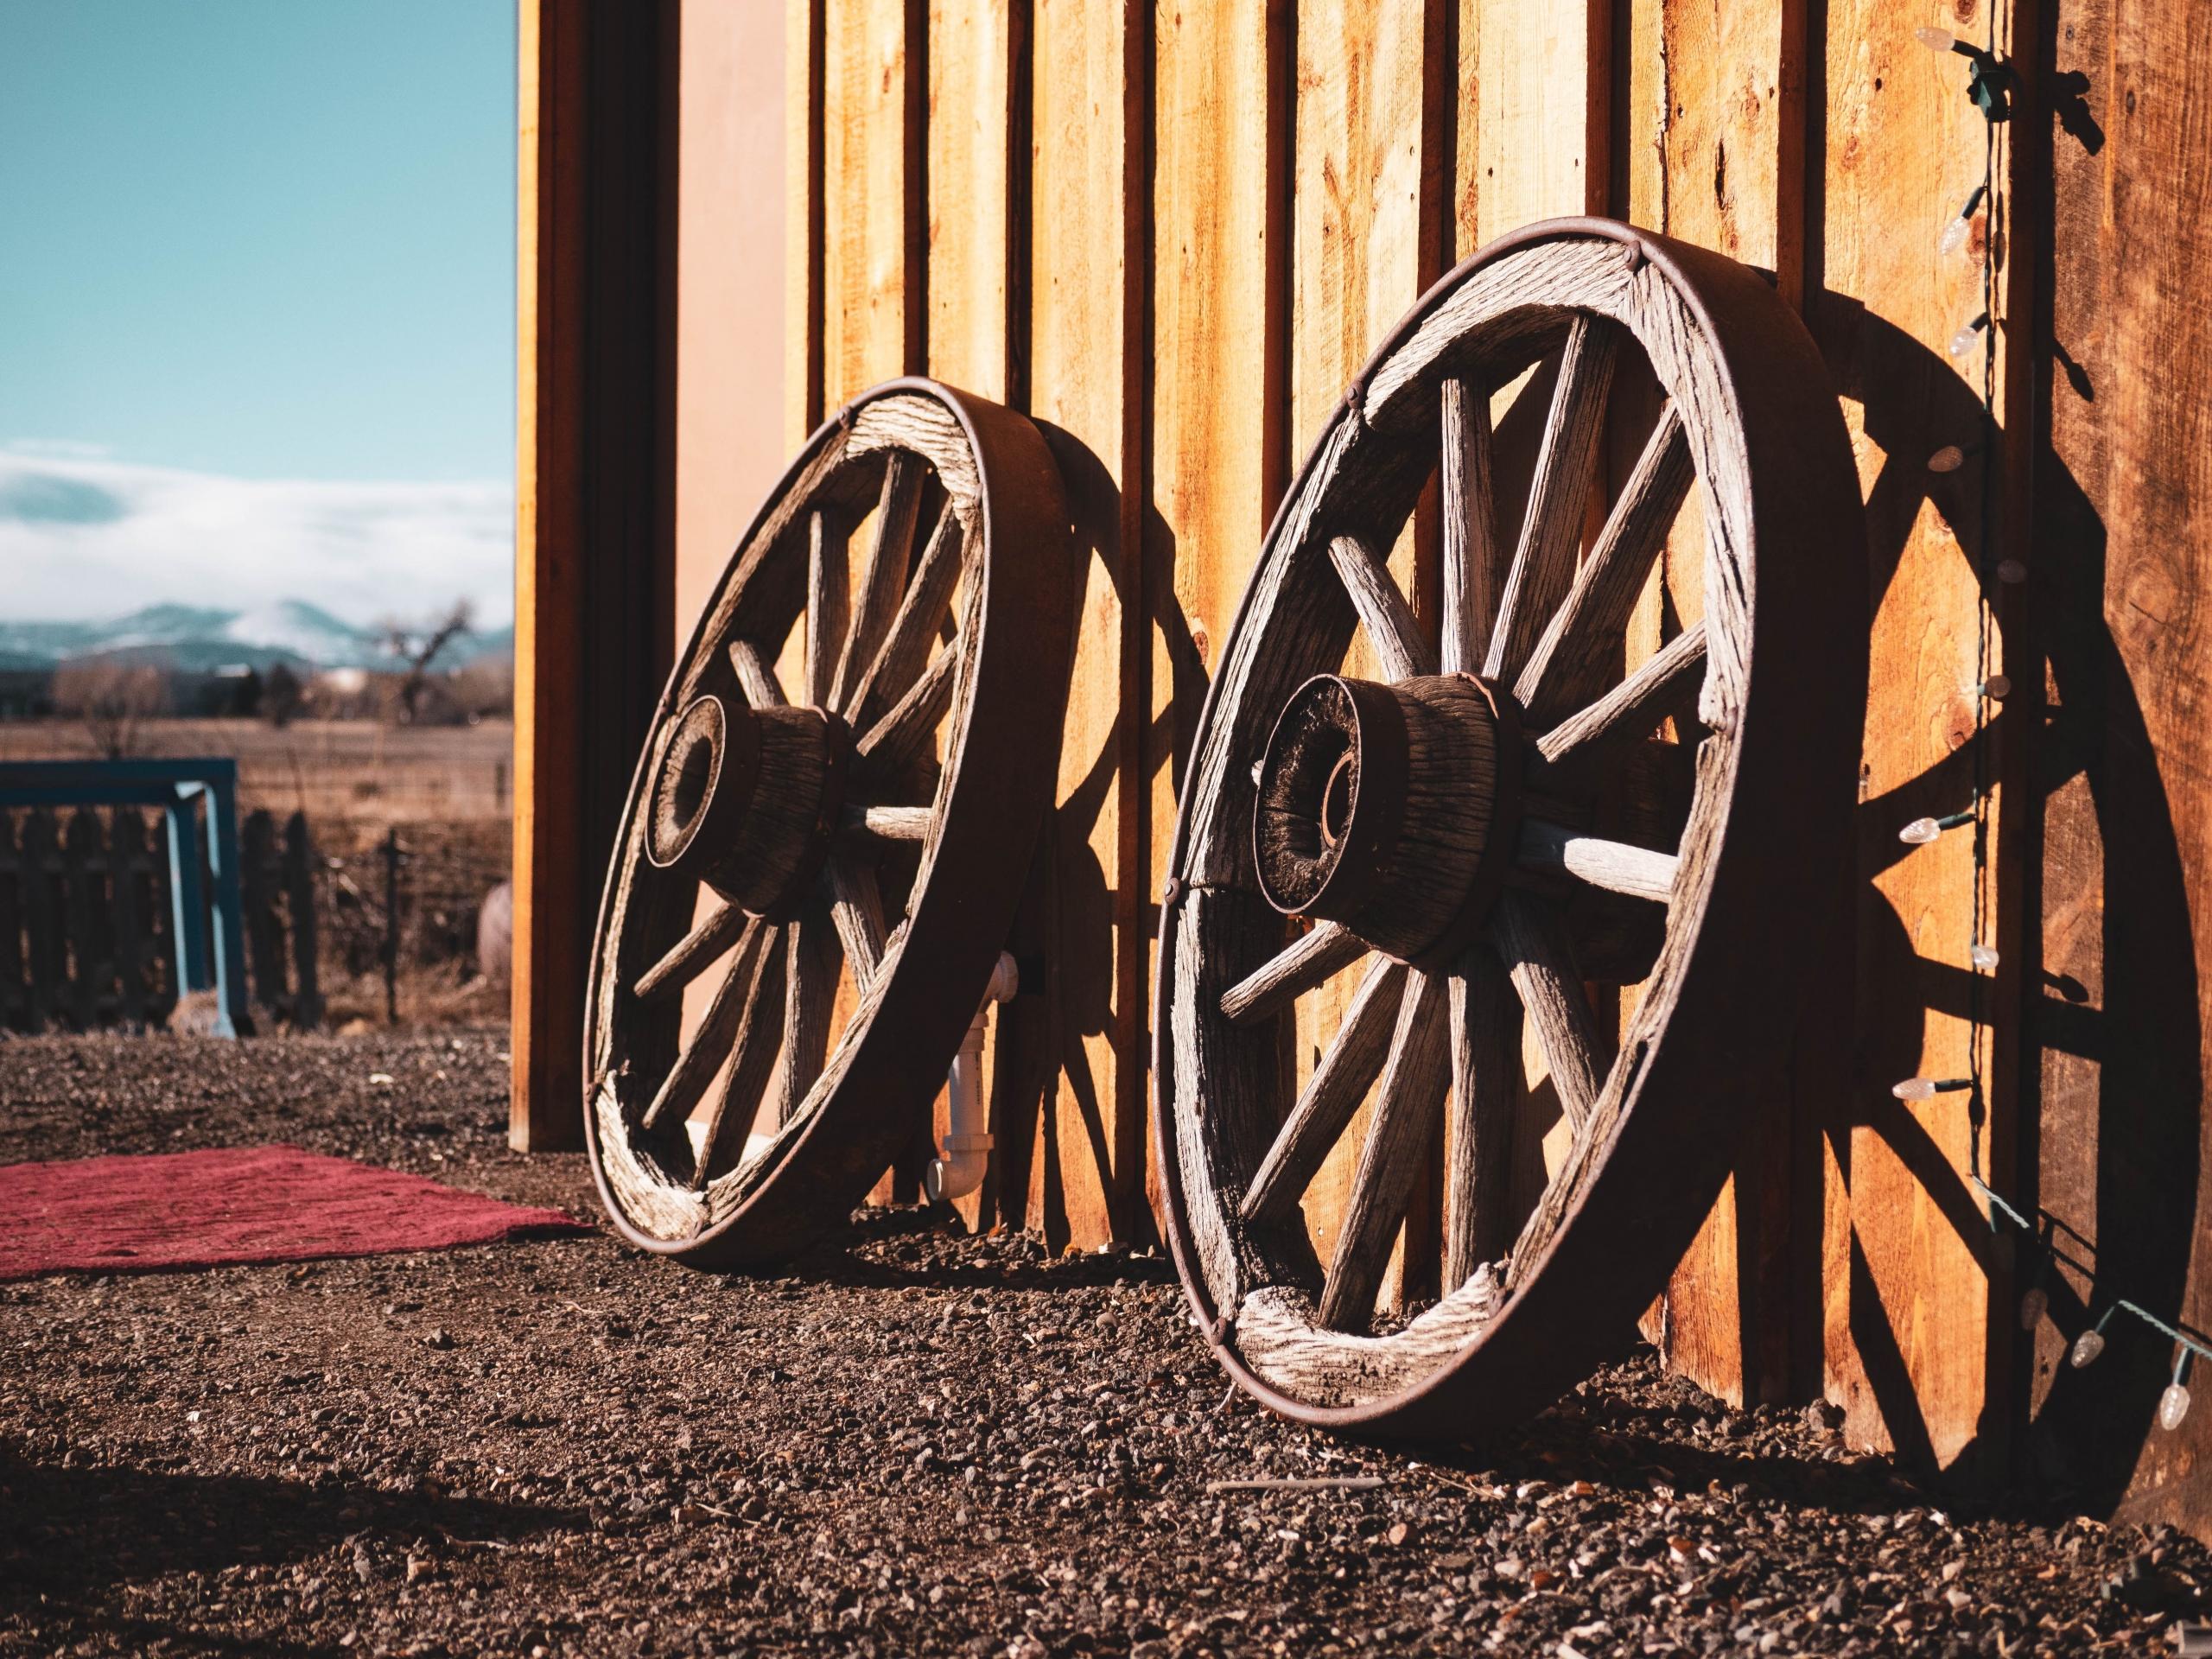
[1251,671,1522,966]
[645,691,851,917]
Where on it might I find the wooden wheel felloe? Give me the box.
[1154,219,1866,1431]
[586,379,1073,1266]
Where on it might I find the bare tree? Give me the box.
[52,657,168,759]
[263,661,304,728]
[380,601,474,725]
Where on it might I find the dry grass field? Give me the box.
[0,717,514,824]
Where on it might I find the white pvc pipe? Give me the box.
[926,951,1020,1203]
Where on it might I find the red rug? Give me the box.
[0,1144,588,1281]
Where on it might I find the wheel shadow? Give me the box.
[0,1440,582,1612]
[1789,288,2202,1519]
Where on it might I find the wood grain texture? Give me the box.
[1220,922,1368,1027]
[635,899,747,1001]
[926,0,1015,401]
[1318,969,1451,1330]
[2029,0,2212,1535]
[1454,0,1611,251]
[1618,0,1811,1415]
[1329,535,1436,681]
[1241,957,1408,1227]
[513,0,677,1153]
[1815,0,2009,1473]
[1440,374,1500,675]
[1446,946,1519,1285]
[822,0,924,404]
[1483,315,1622,681]
[1491,888,1611,1134]
[1016,0,1149,1249]
[1151,0,1290,1177]
[1287,0,1447,1311]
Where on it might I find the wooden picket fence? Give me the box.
[0,805,321,1033]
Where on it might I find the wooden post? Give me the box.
[383,826,401,1027]
[514,0,681,1147]
[283,811,322,1031]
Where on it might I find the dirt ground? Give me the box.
[1,1031,2205,1657]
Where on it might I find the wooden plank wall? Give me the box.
[2028,0,2212,1536]
[743,0,2211,1524]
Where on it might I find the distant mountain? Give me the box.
[0,601,513,674]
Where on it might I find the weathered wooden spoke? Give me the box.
[854,646,958,782]
[1157,222,1863,1427]
[1444,948,1520,1287]
[1439,374,1500,676]
[828,854,888,990]
[776,907,842,1127]
[1328,534,1436,680]
[1516,819,1680,904]
[1219,922,1367,1027]
[729,639,788,708]
[1483,315,1622,683]
[1491,889,1611,1131]
[1514,404,1694,722]
[839,804,934,845]
[639,918,767,1132]
[847,510,966,727]
[1239,956,1408,1226]
[586,379,1076,1267]
[1316,971,1452,1332]
[830,454,928,713]
[691,925,790,1185]
[1536,620,1707,768]
[633,899,748,1002]
[804,509,850,707]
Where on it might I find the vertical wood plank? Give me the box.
[1020,0,1150,1248]
[1619,0,1813,1409]
[927,0,1016,402]
[1150,0,1294,1232]
[512,0,679,1150]
[823,0,926,404]
[1450,0,1612,1313]
[787,0,827,446]
[1287,0,1449,1310]
[1815,0,2013,1476]
[2030,0,2212,1535]
[1454,0,1611,251]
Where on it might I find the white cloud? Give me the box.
[0,448,513,629]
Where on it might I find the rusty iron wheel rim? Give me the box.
[585,378,1073,1267]
[1153,219,1867,1432]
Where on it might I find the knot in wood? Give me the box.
[1250,672,1523,968]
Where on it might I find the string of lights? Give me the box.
[1888,19,2209,1432]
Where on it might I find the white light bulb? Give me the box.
[2070,1329,2106,1368]
[1928,444,1967,473]
[1948,321,1986,359]
[2161,1382,2192,1431]
[1893,1077,1938,1102]
[1938,214,1973,257]
[1916,25,1958,51]
[2019,1285,2049,1331]
[1997,559,2028,584]
[1971,944,1999,972]
[1899,817,1942,845]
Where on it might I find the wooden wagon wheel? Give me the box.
[1154,219,1866,1431]
[586,378,1073,1266]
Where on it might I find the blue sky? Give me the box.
[0,2,515,624]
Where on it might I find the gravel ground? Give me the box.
[1,1029,2205,1657]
